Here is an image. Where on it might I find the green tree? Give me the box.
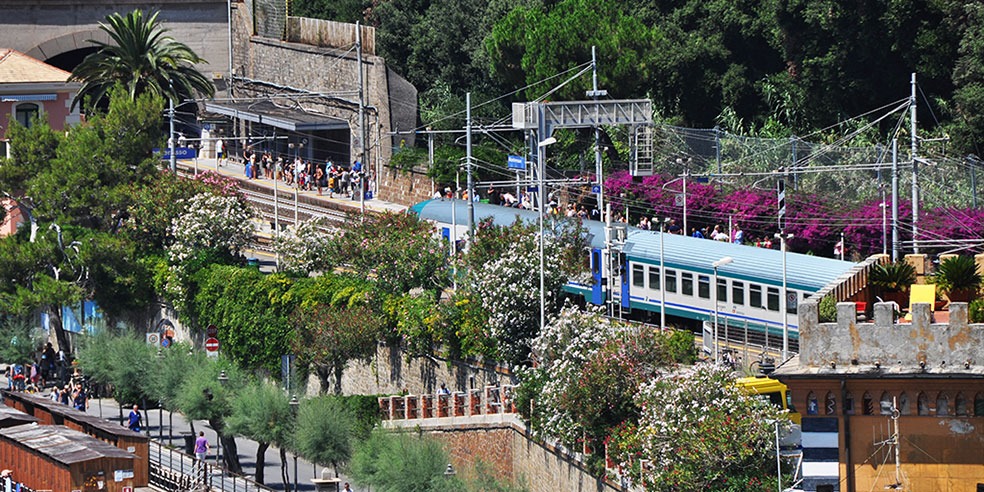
[0,119,61,232]
[175,358,246,473]
[191,266,295,375]
[291,302,386,393]
[226,381,293,484]
[70,9,214,111]
[146,343,204,441]
[0,315,44,366]
[949,2,984,155]
[349,430,467,492]
[27,89,163,230]
[328,211,449,294]
[76,330,156,409]
[0,227,85,353]
[293,395,357,478]
[487,0,656,102]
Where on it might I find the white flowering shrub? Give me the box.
[163,193,255,305]
[463,230,567,366]
[273,218,336,274]
[168,193,255,263]
[526,305,614,443]
[613,363,786,491]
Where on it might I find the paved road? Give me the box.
[83,396,355,492]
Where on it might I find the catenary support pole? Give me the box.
[357,22,367,219]
[466,92,475,240]
[910,73,919,254]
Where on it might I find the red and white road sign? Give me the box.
[205,337,220,352]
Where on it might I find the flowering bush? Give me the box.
[329,212,449,294]
[611,364,786,491]
[600,170,984,257]
[162,192,255,305]
[525,306,692,453]
[273,218,337,274]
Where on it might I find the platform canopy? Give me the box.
[205,100,349,132]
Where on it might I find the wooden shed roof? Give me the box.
[0,424,135,465]
[0,405,38,428]
[2,390,148,441]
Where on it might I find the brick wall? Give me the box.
[419,422,621,492]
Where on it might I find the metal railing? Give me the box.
[149,441,276,492]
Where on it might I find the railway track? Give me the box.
[176,164,375,248]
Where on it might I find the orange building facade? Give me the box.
[776,301,984,491]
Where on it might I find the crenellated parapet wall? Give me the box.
[797,301,984,372]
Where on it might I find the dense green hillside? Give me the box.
[295,0,983,155]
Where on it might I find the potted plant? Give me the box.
[870,261,916,306]
[931,255,982,303]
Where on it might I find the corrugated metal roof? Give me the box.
[622,230,858,291]
[0,424,135,465]
[410,199,608,249]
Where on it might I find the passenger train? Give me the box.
[410,199,858,345]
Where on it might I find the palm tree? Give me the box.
[70,9,215,111]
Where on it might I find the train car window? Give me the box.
[717,278,727,302]
[632,264,645,287]
[591,250,600,275]
[665,270,677,293]
[648,266,660,290]
[697,275,710,299]
[732,281,744,305]
[681,272,694,296]
[749,284,762,308]
[767,287,780,311]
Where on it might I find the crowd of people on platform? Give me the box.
[633,218,784,249]
[4,342,66,393]
[4,342,90,411]
[435,184,606,221]
[238,146,374,201]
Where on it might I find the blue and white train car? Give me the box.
[619,229,857,340]
[410,199,858,342]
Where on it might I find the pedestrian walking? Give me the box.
[194,431,210,462]
[128,404,142,432]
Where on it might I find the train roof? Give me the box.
[409,199,609,249]
[410,199,859,292]
[622,229,858,291]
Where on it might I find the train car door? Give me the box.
[590,248,603,305]
[620,254,630,309]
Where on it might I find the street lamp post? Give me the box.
[772,419,782,492]
[217,370,228,469]
[289,395,299,492]
[537,136,557,333]
[775,233,793,361]
[711,257,734,364]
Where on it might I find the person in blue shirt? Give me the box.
[128,404,142,432]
